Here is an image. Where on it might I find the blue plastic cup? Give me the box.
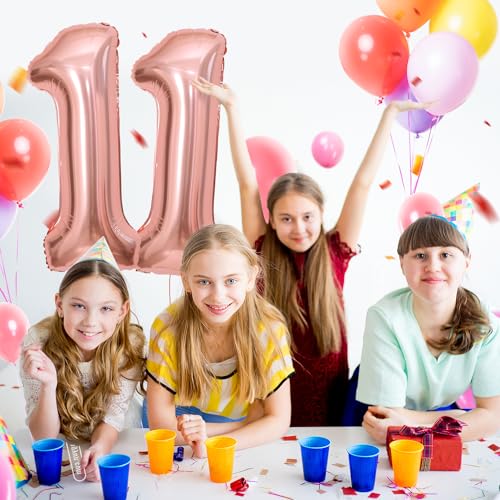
[347,443,380,492]
[32,438,65,485]
[98,454,131,500]
[299,436,331,483]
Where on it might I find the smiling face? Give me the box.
[55,275,129,361]
[270,192,323,252]
[400,246,470,307]
[182,248,257,331]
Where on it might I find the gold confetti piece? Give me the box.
[332,462,346,468]
[259,468,269,476]
[285,458,297,465]
[385,255,396,260]
[412,154,424,176]
[9,67,28,93]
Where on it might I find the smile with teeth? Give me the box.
[79,330,100,337]
[206,303,231,314]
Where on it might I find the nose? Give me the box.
[211,282,226,302]
[83,308,98,326]
[293,219,305,233]
[425,255,440,271]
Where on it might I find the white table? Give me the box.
[14,427,500,499]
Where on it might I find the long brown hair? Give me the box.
[42,260,146,441]
[169,224,289,404]
[398,215,491,354]
[261,173,345,355]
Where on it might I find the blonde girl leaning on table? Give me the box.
[147,224,295,458]
[357,216,500,443]
[20,240,146,481]
[192,76,429,426]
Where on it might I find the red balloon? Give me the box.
[339,15,409,97]
[398,192,444,231]
[246,137,295,221]
[0,302,30,363]
[0,119,51,202]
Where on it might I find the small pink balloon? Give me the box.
[311,131,344,168]
[398,192,444,231]
[0,302,30,363]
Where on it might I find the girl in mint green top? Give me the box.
[357,216,500,443]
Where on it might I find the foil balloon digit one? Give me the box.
[29,24,139,270]
[134,29,226,274]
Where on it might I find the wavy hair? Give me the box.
[398,216,491,354]
[169,224,289,404]
[42,260,146,441]
[261,173,345,355]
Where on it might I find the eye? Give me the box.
[102,306,114,312]
[72,303,85,310]
[415,253,426,260]
[197,279,210,286]
[441,252,451,259]
[281,216,291,223]
[226,278,238,286]
[304,214,312,221]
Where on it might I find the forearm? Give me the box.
[90,422,119,454]
[28,384,60,439]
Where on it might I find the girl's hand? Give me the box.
[23,346,58,387]
[177,414,207,458]
[81,443,105,482]
[362,405,408,444]
[386,99,432,113]
[192,77,236,108]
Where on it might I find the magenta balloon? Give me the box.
[0,302,30,363]
[0,454,16,500]
[398,192,444,231]
[246,136,295,221]
[311,131,344,168]
[385,77,441,133]
[407,32,479,116]
[0,195,18,240]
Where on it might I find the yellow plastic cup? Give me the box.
[145,429,176,474]
[205,436,237,483]
[389,439,424,487]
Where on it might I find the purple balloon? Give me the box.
[385,77,441,134]
[0,195,18,240]
[408,32,479,116]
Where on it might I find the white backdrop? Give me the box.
[1,0,500,371]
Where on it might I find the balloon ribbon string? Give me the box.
[390,133,407,195]
[15,208,21,303]
[0,248,12,302]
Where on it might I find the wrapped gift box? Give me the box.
[386,416,465,471]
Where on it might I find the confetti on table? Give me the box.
[285,458,297,465]
[268,491,294,500]
[412,154,424,176]
[142,32,147,38]
[487,443,499,452]
[478,438,486,442]
[392,490,406,495]
[61,460,70,467]
[342,486,357,495]
[260,469,269,476]
[282,435,298,441]
[411,76,422,87]
[368,494,381,499]
[470,192,499,223]
[9,67,28,93]
[379,179,392,190]
[332,463,346,468]
[11,385,20,389]
[138,450,148,455]
[483,120,491,127]
[131,129,148,148]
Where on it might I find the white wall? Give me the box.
[1,0,500,374]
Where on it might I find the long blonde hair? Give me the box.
[170,224,289,404]
[262,173,345,355]
[42,260,146,441]
[398,215,491,354]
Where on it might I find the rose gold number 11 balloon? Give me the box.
[29,23,226,274]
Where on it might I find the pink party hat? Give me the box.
[76,237,119,269]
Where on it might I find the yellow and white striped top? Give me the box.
[147,303,294,422]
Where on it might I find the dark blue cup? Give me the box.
[347,443,379,492]
[97,453,131,500]
[298,436,331,483]
[32,438,64,485]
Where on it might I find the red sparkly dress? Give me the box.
[255,231,357,426]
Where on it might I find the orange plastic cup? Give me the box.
[205,436,237,483]
[145,429,176,474]
[389,439,424,487]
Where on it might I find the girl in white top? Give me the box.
[21,258,146,481]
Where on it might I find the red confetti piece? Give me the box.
[488,443,500,451]
[379,179,392,190]
[413,7,421,15]
[470,191,499,222]
[368,494,381,499]
[142,32,148,38]
[393,490,406,495]
[484,120,492,127]
[131,129,148,148]
[138,450,148,455]
[11,385,20,389]
[282,435,298,441]
[478,438,486,442]
[342,487,357,495]
[411,76,422,86]
[285,458,297,465]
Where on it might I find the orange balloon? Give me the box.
[377,0,443,32]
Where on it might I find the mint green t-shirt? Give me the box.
[356,288,500,410]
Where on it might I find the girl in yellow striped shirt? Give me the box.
[147,224,295,457]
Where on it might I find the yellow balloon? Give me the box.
[430,0,497,58]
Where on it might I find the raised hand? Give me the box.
[191,77,236,108]
[23,345,57,387]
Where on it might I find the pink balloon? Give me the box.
[29,25,226,275]
[311,131,344,168]
[0,454,16,500]
[0,302,30,363]
[398,193,444,231]
[407,32,479,116]
[246,137,295,221]
[0,195,18,240]
[456,386,476,410]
